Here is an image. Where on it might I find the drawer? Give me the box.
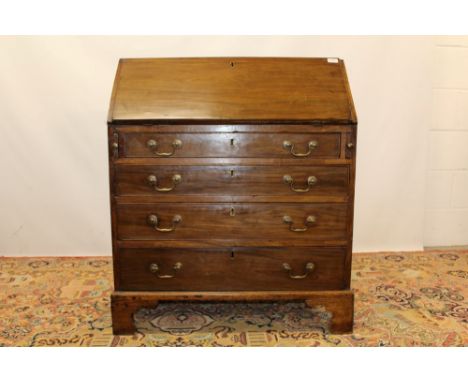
[119,132,341,158]
[115,165,349,197]
[117,247,347,291]
[116,203,347,243]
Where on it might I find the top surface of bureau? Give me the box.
[108,57,357,124]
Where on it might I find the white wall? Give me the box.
[424,36,468,247]
[0,36,433,256]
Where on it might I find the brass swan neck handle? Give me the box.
[282,215,316,232]
[147,174,182,192]
[282,262,315,279]
[147,214,182,232]
[283,140,318,157]
[149,262,182,278]
[147,138,182,157]
[283,175,318,192]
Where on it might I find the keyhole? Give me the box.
[230,138,235,146]
[230,207,235,216]
[230,169,234,177]
[230,250,235,259]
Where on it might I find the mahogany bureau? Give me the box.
[107,57,357,334]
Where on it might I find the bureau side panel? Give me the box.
[108,124,120,289]
[344,125,357,288]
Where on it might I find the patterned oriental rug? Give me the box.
[0,250,466,346]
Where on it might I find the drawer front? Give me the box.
[120,132,341,158]
[115,165,349,196]
[117,247,347,291]
[116,203,347,243]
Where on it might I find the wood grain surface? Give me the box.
[116,203,348,243]
[117,247,347,291]
[119,131,341,159]
[108,57,356,123]
[115,164,349,197]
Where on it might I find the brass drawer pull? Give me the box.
[283,175,317,192]
[146,138,182,156]
[282,262,315,279]
[147,174,182,192]
[147,214,182,232]
[282,215,316,232]
[149,262,182,279]
[283,140,318,157]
